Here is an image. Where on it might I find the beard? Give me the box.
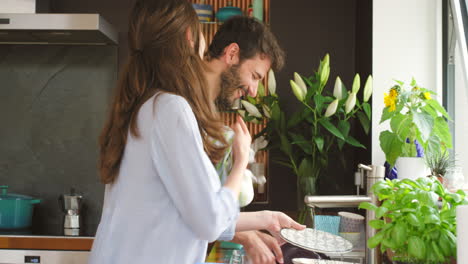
[215,64,246,111]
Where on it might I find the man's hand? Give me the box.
[231,231,284,264]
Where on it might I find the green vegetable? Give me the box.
[360,177,465,263]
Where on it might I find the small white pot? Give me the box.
[395,157,430,180]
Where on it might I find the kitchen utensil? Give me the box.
[216,1,242,22]
[313,215,340,236]
[0,185,41,229]
[59,188,83,236]
[193,3,213,22]
[338,212,364,233]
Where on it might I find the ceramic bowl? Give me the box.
[313,215,340,236]
[338,211,364,233]
[192,4,213,22]
[339,232,362,247]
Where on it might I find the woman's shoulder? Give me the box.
[155,92,191,109]
[148,92,195,123]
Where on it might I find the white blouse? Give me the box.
[88,93,239,264]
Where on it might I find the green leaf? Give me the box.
[407,213,421,227]
[424,213,440,224]
[357,112,370,134]
[376,206,389,218]
[390,113,412,141]
[412,110,434,142]
[392,223,407,247]
[379,131,404,167]
[257,81,265,97]
[314,136,324,153]
[362,102,372,120]
[380,107,396,124]
[368,231,385,248]
[426,99,451,120]
[318,119,345,140]
[410,77,417,87]
[290,132,313,155]
[287,110,305,128]
[408,236,426,260]
[271,103,280,121]
[433,116,453,149]
[346,135,366,149]
[369,219,385,229]
[298,158,314,178]
[247,96,257,105]
[279,134,292,156]
[359,202,378,211]
[337,120,351,138]
[314,94,333,113]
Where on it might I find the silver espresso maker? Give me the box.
[59,188,83,236]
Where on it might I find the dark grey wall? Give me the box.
[248,0,373,211]
[0,46,117,236]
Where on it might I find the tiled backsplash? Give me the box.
[0,45,117,236]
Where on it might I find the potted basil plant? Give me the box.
[359,177,468,264]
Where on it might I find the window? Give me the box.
[445,0,468,184]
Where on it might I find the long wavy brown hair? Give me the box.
[99,0,228,184]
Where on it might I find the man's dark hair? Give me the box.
[207,16,285,71]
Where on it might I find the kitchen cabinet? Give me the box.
[191,0,271,205]
[0,236,93,264]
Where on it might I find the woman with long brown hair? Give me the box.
[89,1,303,263]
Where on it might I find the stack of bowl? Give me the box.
[192,3,213,22]
[338,212,364,247]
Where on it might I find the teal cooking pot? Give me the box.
[0,185,41,229]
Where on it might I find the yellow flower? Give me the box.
[389,89,398,98]
[384,93,392,107]
[384,88,398,112]
[423,92,431,100]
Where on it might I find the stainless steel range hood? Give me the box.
[0,14,118,45]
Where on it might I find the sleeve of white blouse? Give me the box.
[150,95,239,242]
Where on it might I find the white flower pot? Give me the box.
[395,157,430,180]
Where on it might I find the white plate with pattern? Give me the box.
[280,228,353,254]
[292,259,356,264]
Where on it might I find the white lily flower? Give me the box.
[333,76,343,99]
[352,73,361,93]
[345,92,357,114]
[262,104,271,118]
[294,72,307,97]
[363,75,373,102]
[268,69,276,95]
[325,98,339,117]
[241,100,262,118]
[290,80,305,101]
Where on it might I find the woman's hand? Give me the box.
[264,211,306,235]
[231,115,252,170]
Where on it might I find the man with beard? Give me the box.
[205,16,288,264]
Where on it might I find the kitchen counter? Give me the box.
[0,235,93,251]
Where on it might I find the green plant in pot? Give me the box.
[239,54,373,223]
[425,151,456,184]
[379,79,453,180]
[359,177,468,263]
